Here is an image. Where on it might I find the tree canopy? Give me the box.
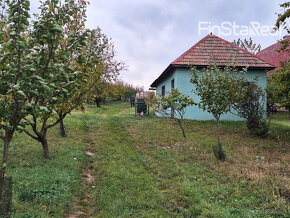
[0,0,124,204]
[267,62,290,119]
[190,64,246,161]
[232,38,261,54]
[274,1,290,34]
[153,88,194,138]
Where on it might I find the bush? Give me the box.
[234,82,268,137]
[246,117,269,137]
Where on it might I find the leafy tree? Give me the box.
[268,62,290,119]
[232,38,261,54]
[268,2,290,119]
[233,81,269,137]
[153,88,194,138]
[118,82,142,102]
[0,0,49,205]
[86,33,126,108]
[92,82,115,107]
[274,1,290,34]
[190,64,246,161]
[55,27,118,136]
[122,83,139,102]
[114,81,127,101]
[91,81,140,107]
[273,2,290,53]
[145,91,156,105]
[18,0,89,158]
[0,0,122,205]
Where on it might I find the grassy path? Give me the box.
[73,103,289,217]
[5,101,289,217]
[88,117,169,217]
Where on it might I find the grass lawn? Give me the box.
[2,101,289,217]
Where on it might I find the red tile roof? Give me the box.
[151,34,275,87]
[256,36,289,68]
[172,34,274,68]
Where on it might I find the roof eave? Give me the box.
[247,66,276,70]
[150,64,175,88]
[150,64,275,88]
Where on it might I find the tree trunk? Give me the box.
[0,132,13,205]
[289,109,290,120]
[41,138,50,160]
[95,98,101,108]
[177,119,186,138]
[39,131,49,159]
[214,119,226,161]
[217,119,221,148]
[59,116,66,137]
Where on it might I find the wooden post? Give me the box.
[147,105,149,116]
[0,176,12,217]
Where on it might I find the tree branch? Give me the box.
[23,129,40,141]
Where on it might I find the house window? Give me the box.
[161,85,165,96]
[171,79,175,89]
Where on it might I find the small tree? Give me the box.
[54,26,124,136]
[190,64,246,161]
[233,81,269,137]
[19,0,89,158]
[0,0,33,204]
[153,88,194,138]
[122,83,140,102]
[92,82,115,107]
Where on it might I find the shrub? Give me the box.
[233,82,268,137]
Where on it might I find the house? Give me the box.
[256,35,289,71]
[150,34,275,121]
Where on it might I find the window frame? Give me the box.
[161,85,165,96]
[171,79,175,89]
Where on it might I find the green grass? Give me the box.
[269,112,290,141]
[1,101,289,217]
[4,113,90,217]
[87,102,290,217]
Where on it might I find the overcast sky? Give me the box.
[31,0,288,89]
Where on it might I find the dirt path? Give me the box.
[67,140,96,218]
